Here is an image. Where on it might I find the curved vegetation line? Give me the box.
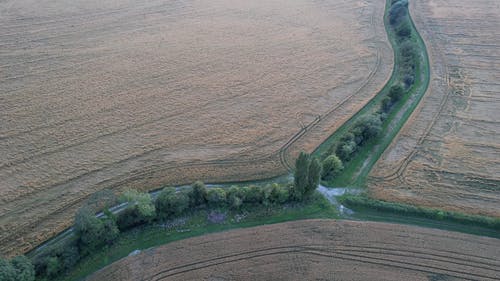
[314,0,430,188]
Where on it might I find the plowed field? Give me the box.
[0,0,393,256]
[368,0,500,217]
[86,219,500,281]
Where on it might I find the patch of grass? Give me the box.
[49,193,336,281]
[340,194,500,237]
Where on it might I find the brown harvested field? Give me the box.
[0,0,393,256]
[86,219,500,281]
[368,0,500,217]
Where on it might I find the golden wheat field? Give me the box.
[0,0,393,256]
[368,0,500,217]
[86,220,500,281]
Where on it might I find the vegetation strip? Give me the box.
[314,0,430,187]
[314,0,500,237]
[6,153,327,281]
[340,194,500,236]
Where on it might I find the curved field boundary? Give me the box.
[86,220,500,281]
[368,2,472,186]
[312,0,431,188]
[147,244,500,281]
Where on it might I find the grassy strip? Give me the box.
[340,194,500,235]
[45,193,336,281]
[314,0,430,187]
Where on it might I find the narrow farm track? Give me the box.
[86,220,500,281]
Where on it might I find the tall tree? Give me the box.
[306,157,321,195]
[292,151,310,201]
[74,207,104,255]
[189,181,208,206]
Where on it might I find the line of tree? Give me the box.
[319,0,419,181]
[389,0,418,89]
[30,152,321,280]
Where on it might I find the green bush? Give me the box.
[396,21,412,38]
[268,184,290,204]
[45,256,62,279]
[0,255,35,281]
[389,84,404,102]
[74,206,120,256]
[336,140,357,162]
[321,154,344,180]
[388,0,408,26]
[228,194,243,210]
[116,207,148,230]
[381,96,393,113]
[74,207,104,255]
[206,188,227,208]
[243,185,264,204]
[155,187,190,219]
[120,189,156,222]
[189,181,208,206]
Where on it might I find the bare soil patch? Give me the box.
[368,0,500,217]
[0,0,392,256]
[86,219,500,281]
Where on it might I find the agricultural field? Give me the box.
[0,0,393,256]
[87,219,500,281]
[368,0,500,217]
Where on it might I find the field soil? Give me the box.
[368,0,500,217]
[0,0,393,256]
[86,219,500,281]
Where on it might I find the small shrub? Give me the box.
[381,96,393,113]
[120,189,156,222]
[156,187,190,219]
[45,256,62,279]
[389,84,404,102]
[336,140,357,162]
[206,188,227,208]
[189,181,208,206]
[228,194,243,210]
[388,0,408,26]
[243,185,264,204]
[403,74,415,87]
[116,207,147,230]
[268,184,290,204]
[396,22,412,38]
[321,154,344,180]
[226,186,245,206]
